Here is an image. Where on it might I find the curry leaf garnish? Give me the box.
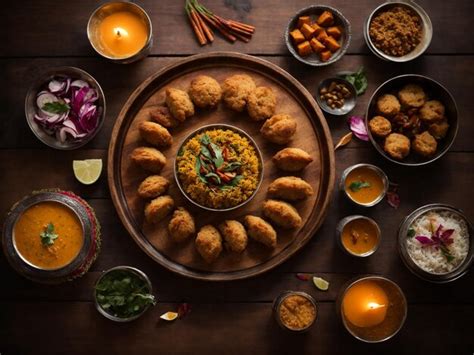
[349,181,371,192]
[40,222,58,246]
[222,161,242,172]
[415,224,456,263]
[42,101,70,114]
[342,67,368,96]
[407,228,416,238]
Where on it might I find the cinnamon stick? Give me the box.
[190,10,207,45]
[195,10,214,42]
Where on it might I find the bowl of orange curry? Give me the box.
[340,164,388,207]
[2,190,97,283]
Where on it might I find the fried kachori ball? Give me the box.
[150,106,180,128]
[130,147,167,173]
[369,116,392,138]
[195,225,223,263]
[376,94,401,116]
[412,131,438,157]
[138,121,173,148]
[222,74,256,112]
[137,175,170,199]
[272,147,313,172]
[189,75,222,109]
[260,114,297,145]
[144,195,174,224]
[398,84,426,108]
[247,86,277,121]
[165,88,195,121]
[384,133,411,160]
[263,199,302,230]
[419,100,445,123]
[168,207,195,243]
[244,215,277,248]
[429,119,450,140]
[267,176,313,201]
[218,220,248,253]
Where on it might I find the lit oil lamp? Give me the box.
[337,276,407,343]
[87,2,152,63]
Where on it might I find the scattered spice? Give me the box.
[279,294,317,330]
[40,222,58,246]
[348,116,369,141]
[296,273,312,281]
[334,132,353,151]
[386,182,400,209]
[415,224,455,262]
[185,0,255,45]
[341,67,368,96]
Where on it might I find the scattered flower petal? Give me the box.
[348,116,369,141]
[296,273,311,281]
[160,312,179,321]
[334,132,353,151]
[386,191,400,209]
[177,303,192,318]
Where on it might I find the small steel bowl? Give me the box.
[336,215,381,257]
[94,266,154,322]
[285,5,351,67]
[174,124,264,212]
[273,291,318,332]
[25,66,106,150]
[2,191,94,283]
[340,164,389,207]
[366,74,458,166]
[364,1,432,62]
[398,204,473,283]
[336,275,407,343]
[316,77,357,116]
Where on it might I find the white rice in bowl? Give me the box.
[406,210,470,274]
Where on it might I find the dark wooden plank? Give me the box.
[0,302,472,355]
[3,0,473,57]
[1,151,472,303]
[1,55,473,151]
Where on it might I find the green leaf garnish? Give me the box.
[42,101,70,114]
[40,222,58,246]
[222,161,242,172]
[349,181,371,192]
[342,67,368,96]
[407,228,416,238]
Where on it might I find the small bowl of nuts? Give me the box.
[316,77,357,116]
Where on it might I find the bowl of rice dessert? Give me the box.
[398,204,473,283]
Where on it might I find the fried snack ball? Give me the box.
[272,147,313,172]
[247,87,277,121]
[412,131,438,157]
[195,225,223,263]
[150,106,180,128]
[222,74,256,112]
[384,133,411,160]
[419,100,445,123]
[263,199,302,229]
[267,176,313,201]
[144,195,174,224]
[137,175,170,199]
[398,84,426,108]
[218,220,248,253]
[168,207,196,243]
[165,88,195,121]
[189,75,222,109]
[429,119,450,140]
[130,147,166,173]
[376,94,401,116]
[138,121,173,148]
[260,114,297,145]
[244,215,277,249]
[369,116,392,138]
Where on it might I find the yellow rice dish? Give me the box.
[176,128,261,209]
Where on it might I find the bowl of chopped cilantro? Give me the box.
[94,266,156,322]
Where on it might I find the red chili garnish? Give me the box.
[296,273,311,281]
[177,303,192,319]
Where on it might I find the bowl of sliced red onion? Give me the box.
[25,66,105,149]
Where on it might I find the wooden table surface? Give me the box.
[1,1,473,354]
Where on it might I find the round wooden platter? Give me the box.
[108,52,335,281]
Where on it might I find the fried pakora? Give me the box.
[267,176,313,201]
[419,100,445,123]
[222,74,256,112]
[189,75,222,109]
[272,147,313,172]
[138,121,173,148]
[412,131,437,157]
[218,220,248,253]
[144,195,174,224]
[260,114,297,145]
[130,147,166,173]
[149,106,180,128]
[195,225,223,263]
[369,116,392,138]
[384,133,411,160]
[247,86,277,121]
[168,207,195,243]
[137,175,170,199]
[165,88,195,121]
[376,94,401,116]
[263,199,302,229]
[244,215,277,249]
[398,84,426,108]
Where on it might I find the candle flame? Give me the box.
[367,302,385,310]
[114,27,128,38]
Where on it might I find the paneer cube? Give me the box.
[327,26,342,39]
[297,41,313,57]
[311,22,324,36]
[290,29,305,44]
[300,23,317,39]
[297,16,311,28]
[317,10,334,26]
[316,29,329,43]
[324,36,341,52]
[319,50,332,62]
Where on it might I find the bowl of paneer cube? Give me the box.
[286,5,351,66]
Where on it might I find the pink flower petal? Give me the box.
[348,116,369,141]
[386,191,400,209]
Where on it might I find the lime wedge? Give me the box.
[73,159,103,185]
[312,276,329,291]
[160,311,178,321]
